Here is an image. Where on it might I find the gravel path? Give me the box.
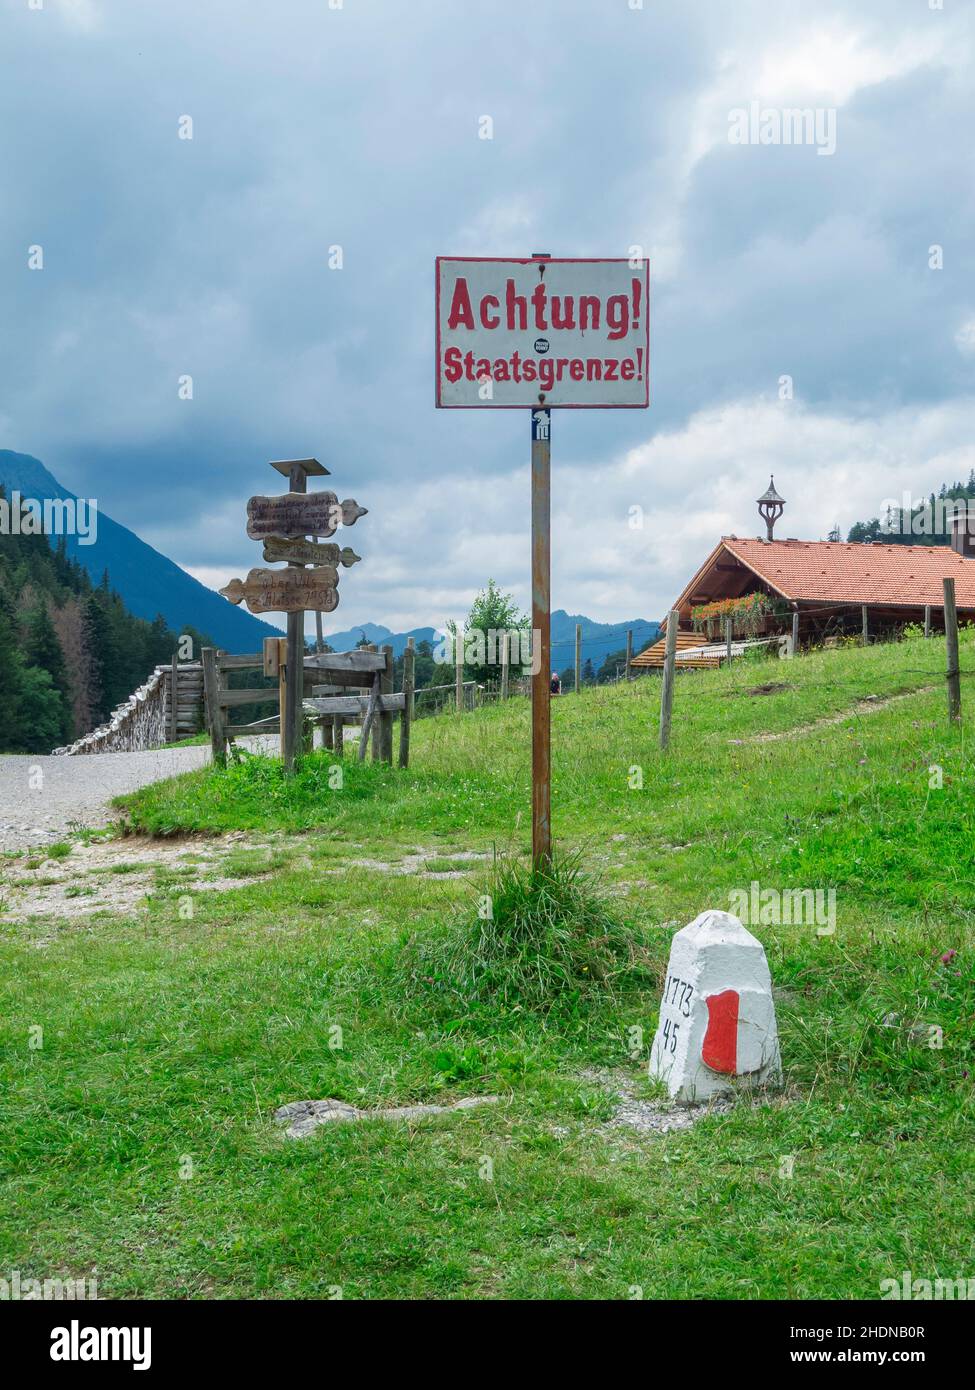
[0,739,278,851]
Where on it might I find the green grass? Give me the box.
[162,732,210,749]
[396,851,656,1014]
[1,634,974,1299]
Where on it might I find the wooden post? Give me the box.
[531,405,552,867]
[281,461,311,772]
[332,715,344,756]
[364,644,380,761]
[574,622,581,694]
[792,609,800,655]
[379,643,394,762]
[358,672,381,762]
[725,618,733,665]
[455,626,465,712]
[924,604,932,638]
[861,605,869,647]
[399,637,414,769]
[276,637,287,760]
[625,628,633,681]
[315,610,324,654]
[283,615,305,770]
[500,631,509,700]
[659,611,679,751]
[169,654,178,743]
[301,663,315,755]
[201,647,226,767]
[944,577,961,723]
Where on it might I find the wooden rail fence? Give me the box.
[202,644,414,768]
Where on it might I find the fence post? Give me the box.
[380,643,394,762]
[575,622,581,694]
[201,647,227,768]
[924,604,932,638]
[659,610,679,751]
[456,627,464,712]
[364,644,381,761]
[276,637,288,761]
[301,660,315,755]
[625,628,633,681]
[399,638,414,768]
[500,632,509,700]
[792,609,800,655]
[862,605,869,647]
[725,618,733,665]
[169,654,178,743]
[944,577,961,723]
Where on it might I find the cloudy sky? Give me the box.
[1,0,972,635]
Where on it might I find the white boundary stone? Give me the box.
[650,910,782,1105]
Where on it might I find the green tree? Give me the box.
[15,666,66,752]
[451,579,529,686]
[23,599,72,740]
[596,647,627,684]
[0,604,28,752]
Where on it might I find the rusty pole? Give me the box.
[531,405,552,868]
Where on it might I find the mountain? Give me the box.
[320,621,438,657]
[1,450,661,664]
[321,611,661,668]
[551,610,660,669]
[0,450,279,652]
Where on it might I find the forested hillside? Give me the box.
[0,450,279,652]
[848,473,975,544]
[0,490,211,753]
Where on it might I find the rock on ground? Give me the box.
[275,1095,500,1139]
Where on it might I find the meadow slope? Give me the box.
[1,635,973,1299]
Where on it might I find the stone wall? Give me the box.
[52,663,204,756]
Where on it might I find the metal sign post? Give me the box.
[435,251,650,869]
[531,406,552,868]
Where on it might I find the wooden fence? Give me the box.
[202,644,414,768]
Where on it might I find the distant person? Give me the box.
[550,671,561,695]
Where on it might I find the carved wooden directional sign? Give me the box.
[217,456,369,774]
[261,537,361,568]
[219,567,339,614]
[246,493,367,541]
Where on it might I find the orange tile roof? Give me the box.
[717,538,975,609]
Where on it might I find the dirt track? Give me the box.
[0,738,278,851]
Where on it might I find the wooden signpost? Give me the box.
[246,493,367,541]
[219,568,339,613]
[436,253,651,865]
[220,457,367,772]
[261,538,361,567]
